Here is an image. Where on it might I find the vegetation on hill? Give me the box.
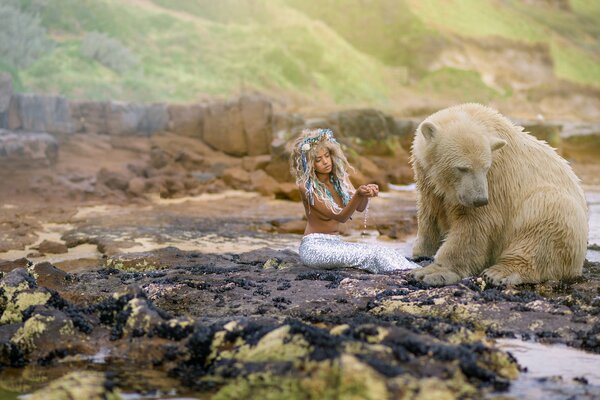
[1,0,599,107]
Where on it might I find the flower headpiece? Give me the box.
[299,128,337,153]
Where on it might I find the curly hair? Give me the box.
[289,128,355,213]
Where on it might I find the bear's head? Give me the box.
[414,115,506,208]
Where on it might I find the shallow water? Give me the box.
[494,339,600,399]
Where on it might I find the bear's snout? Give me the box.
[473,197,488,207]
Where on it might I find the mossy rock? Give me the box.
[28,371,122,400]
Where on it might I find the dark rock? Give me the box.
[106,102,168,136]
[0,129,59,166]
[0,258,31,273]
[167,103,205,137]
[10,94,74,134]
[0,73,12,128]
[240,94,272,156]
[37,240,68,255]
[31,262,67,289]
[96,168,130,191]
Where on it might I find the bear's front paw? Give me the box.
[482,266,523,286]
[410,263,461,286]
[412,239,436,258]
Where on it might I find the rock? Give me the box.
[394,118,420,152]
[203,96,273,156]
[222,167,251,189]
[264,138,293,183]
[96,168,130,191]
[350,155,388,189]
[250,170,280,196]
[275,182,301,202]
[1,289,52,324]
[0,129,59,166]
[7,96,21,130]
[37,240,68,254]
[370,155,413,185]
[106,102,168,136]
[240,95,272,156]
[127,177,148,196]
[167,103,205,137]
[242,155,271,172]
[272,112,305,140]
[203,100,247,156]
[28,371,119,400]
[0,268,36,293]
[376,216,418,239]
[149,147,171,169]
[561,121,600,163]
[10,94,74,134]
[334,109,398,141]
[274,219,305,234]
[515,119,562,148]
[69,101,109,134]
[122,298,165,337]
[0,73,12,128]
[31,262,67,289]
[0,258,31,274]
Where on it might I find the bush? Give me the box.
[0,5,53,68]
[80,31,139,74]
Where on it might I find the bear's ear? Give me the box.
[420,121,438,141]
[490,137,507,151]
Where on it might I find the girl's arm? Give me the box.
[300,185,370,223]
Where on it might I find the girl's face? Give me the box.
[314,147,332,175]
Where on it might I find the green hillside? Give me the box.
[1,0,599,105]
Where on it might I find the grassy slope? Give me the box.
[14,0,395,103]
[406,0,600,87]
[4,0,600,104]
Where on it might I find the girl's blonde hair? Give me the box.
[290,128,355,213]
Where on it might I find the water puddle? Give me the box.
[120,233,301,255]
[0,223,75,261]
[494,339,600,399]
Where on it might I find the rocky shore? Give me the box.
[1,245,599,399]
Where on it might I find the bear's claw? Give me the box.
[482,267,523,286]
[410,264,461,286]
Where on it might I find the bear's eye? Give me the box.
[456,167,470,173]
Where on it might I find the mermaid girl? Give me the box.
[290,128,419,273]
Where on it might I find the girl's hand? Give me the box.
[357,185,372,197]
[367,184,379,197]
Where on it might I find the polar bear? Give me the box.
[410,103,588,286]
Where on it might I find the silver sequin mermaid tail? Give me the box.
[299,233,419,273]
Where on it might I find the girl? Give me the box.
[290,128,418,273]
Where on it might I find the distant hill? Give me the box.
[2,0,600,118]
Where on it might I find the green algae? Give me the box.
[0,291,52,324]
[0,281,32,303]
[235,325,311,363]
[484,350,520,380]
[213,355,388,400]
[28,371,122,400]
[11,315,55,353]
[371,300,492,331]
[392,373,477,400]
[105,257,165,272]
[262,258,289,270]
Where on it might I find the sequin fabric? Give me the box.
[299,233,420,273]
